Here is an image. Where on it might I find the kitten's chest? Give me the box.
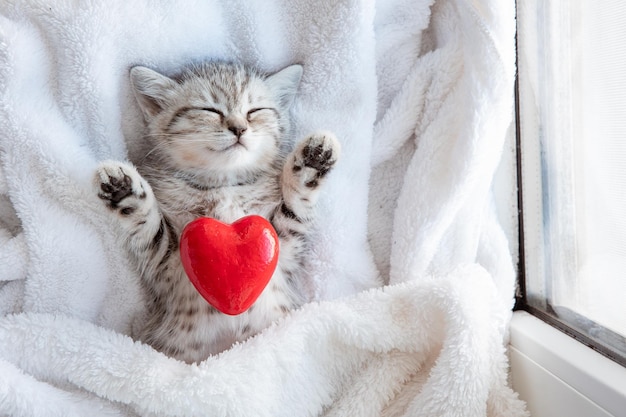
[206,188,275,220]
[156,180,280,230]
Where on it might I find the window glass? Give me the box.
[517,0,626,363]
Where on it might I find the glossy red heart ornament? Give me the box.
[179,215,279,315]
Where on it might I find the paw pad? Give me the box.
[302,143,335,176]
[96,163,146,213]
[99,172,134,206]
[293,132,340,187]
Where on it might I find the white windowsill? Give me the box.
[509,311,626,417]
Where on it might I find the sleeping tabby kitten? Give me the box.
[94,62,340,363]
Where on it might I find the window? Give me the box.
[516,0,626,366]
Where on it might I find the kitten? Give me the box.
[94,62,340,363]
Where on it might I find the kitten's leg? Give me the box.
[274,131,340,234]
[94,161,175,273]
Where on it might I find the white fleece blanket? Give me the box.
[0,0,528,416]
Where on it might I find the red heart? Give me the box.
[179,215,279,315]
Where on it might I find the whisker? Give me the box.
[139,144,169,165]
[137,132,237,165]
[142,132,201,139]
[143,133,232,143]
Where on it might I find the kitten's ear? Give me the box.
[130,66,178,118]
[265,64,303,109]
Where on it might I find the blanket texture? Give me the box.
[0,0,528,416]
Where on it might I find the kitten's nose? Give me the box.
[228,124,247,138]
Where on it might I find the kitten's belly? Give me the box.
[151,254,296,363]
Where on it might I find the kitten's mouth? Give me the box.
[231,140,247,150]
[219,140,247,152]
[207,140,248,152]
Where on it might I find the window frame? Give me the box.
[513,0,626,369]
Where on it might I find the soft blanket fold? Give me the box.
[0,0,528,416]
[1,266,516,417]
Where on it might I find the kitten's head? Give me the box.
[130,62,302,178]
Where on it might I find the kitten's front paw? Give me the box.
[293,131,341,188]
[95,161,148,216]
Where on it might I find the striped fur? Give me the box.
[95,62,340,363]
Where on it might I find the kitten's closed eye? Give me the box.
[201,107,224,118]
[247,108,277,121]
[171,107,223,126]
